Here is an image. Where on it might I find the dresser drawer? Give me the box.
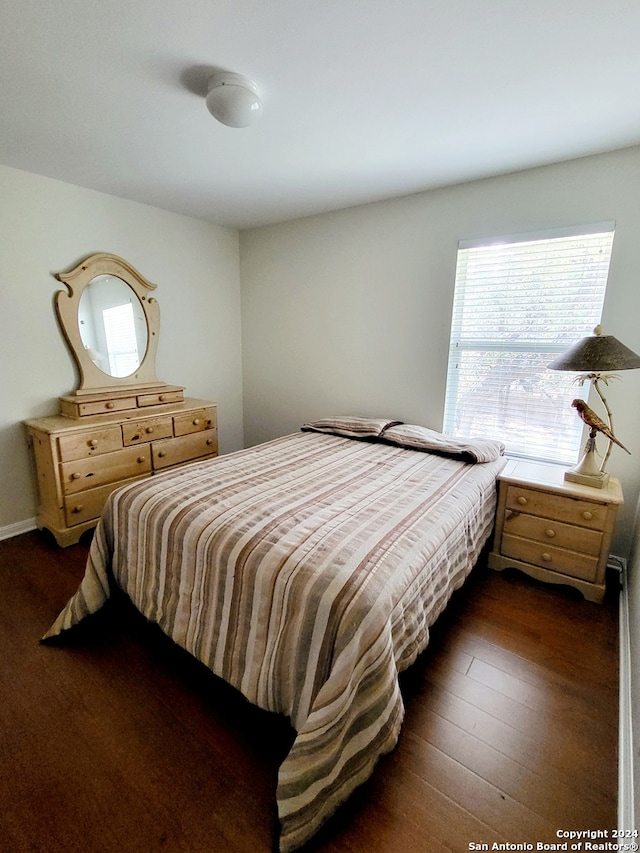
[503,511,603,557]
[57,425,124,461]
[60,445,152,493]
[122,416,174,446]
[138,390,184,407]
[63,477,147,527]
[505,485,608,531]
[152,431,218,470]
[75,396,139,417]
[502,534,599,582]
[173,407,217,437]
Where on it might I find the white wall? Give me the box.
[240,145,640,558]
[0,164,244,532]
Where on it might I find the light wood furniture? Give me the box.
[25,252,218,546]
[488,458,623,603]
[26,399,218,546]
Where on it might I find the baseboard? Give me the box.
[618,558,635,831]
[0,518,37,542]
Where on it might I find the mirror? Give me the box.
[78,275,148,377]
[54,252,174,399]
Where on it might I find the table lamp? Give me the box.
[548,326,640,488]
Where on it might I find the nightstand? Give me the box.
[488,458,623,603]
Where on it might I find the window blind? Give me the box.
[443,224,614,465]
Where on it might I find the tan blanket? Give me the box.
[44,431,505,851]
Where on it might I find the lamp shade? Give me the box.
[548,328,640,372]
[205,72,263,128]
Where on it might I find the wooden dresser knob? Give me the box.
[71,472,82,480]
[158,451,166,458]
[159,395,166,402]
[146,427,154,434]
[72,505,83,514]
[517,496,527,506]
[582,510,593,520]
[193,418,201,425]
[89,439,99,448]
[137,456,146,464]
[105,401,115,410]
[541,552,552,562]
[206,438,214,446]
[544,528,556,538]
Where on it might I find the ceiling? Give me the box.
[2,0,640,230]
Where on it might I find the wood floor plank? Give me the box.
[404,704,613,828]
[420,641,616,773]
[394,732,558,841]
[443,626,618,706]
[412,675,617,806]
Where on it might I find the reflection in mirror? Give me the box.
[78,275,148,378]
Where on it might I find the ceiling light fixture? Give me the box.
[205,72,263,128]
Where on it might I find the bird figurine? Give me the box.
[571,399,630,454]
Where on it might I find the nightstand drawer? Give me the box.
[503,511,603,556]
[502,534,599,582]
[505,485,608,531]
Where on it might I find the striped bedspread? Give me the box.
[44,430,505,851]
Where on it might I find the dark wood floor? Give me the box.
[0,530,618,853]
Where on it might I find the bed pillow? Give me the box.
[381,423,504,463]
[301,416,401,439]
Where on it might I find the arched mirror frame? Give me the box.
[55,252,169,397]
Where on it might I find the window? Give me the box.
[443,223,615,465]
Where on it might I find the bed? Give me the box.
[43,416,505,852]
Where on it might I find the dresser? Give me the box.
[25,397,218,547]
[488,458,623,602]
[26,251,222,547]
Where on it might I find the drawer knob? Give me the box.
[158,451,166,458]
[516,496,527,506]
[137,456,146,464]
[206,438,215,446]
[89,439,99,448]
[193,418,201,425]
[544,528,556,538]
[72,505,83,513]
[105,402,115,410]
[71,472,82,480]
[146,427,154,434]
[541,552,552,562]
[582,510,593,520]
[159,395,166,402]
